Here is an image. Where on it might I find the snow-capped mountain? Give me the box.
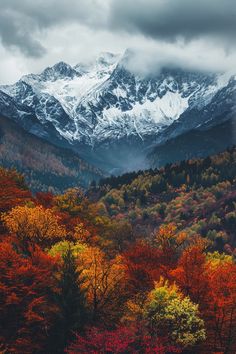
[0,50,235,172]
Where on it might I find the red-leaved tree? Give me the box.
[0,241,59,353]
[66,326,181,354]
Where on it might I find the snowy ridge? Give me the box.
[0,51,235,147]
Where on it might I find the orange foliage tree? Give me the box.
[0,168,31,214]
[171,245,209,306]
[206,255,236,353]
[123,241,176,295]
[77,246,126,323]
[2,205,66,251]
[172,247,236,353]
[0,168,32,235]
[0,241,59,353]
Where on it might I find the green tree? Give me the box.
[48,247,87,353]
[144,279,206,348]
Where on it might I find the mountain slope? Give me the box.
[0,116,103,192]
[0,51,235,173]
[148,117,236,167]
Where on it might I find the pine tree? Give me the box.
[47,247,87,353]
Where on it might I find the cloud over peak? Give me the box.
[0,0,235,83]
[110,0,236,44]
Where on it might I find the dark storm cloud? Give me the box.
[0,0,235,58]
[0,9,46,57]
[109,0,236,43]
[0,0,235,82]
[0,0,106,57]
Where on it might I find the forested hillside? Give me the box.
[0,116,103,193]
[149,117,236,167]
[0,147,236,353]
[96,146,236,252]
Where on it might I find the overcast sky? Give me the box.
[0,0,236,84]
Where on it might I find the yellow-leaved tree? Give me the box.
[122,277,206,349]
[77,246,126,324]
[144,278,206,348]
[2,205,66,250]
[155,223,187,250]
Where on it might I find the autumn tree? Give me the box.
[144,279,206,349]
[55,188,89,216]
[0,168,32,235]
[2,205,66,251]
[67,326,136,354]
[0,241,59,353]
[77,246,126,324]
[0,168,31,214]
[101,219,134,254]
[35,191,54,208]
[66,326,180,354]
[205,253,236,353]
[171,245,209,306]
[173,249,236,353]
[155,224,187,253]
[49,240,87,258]
[123,242,174,294]
[112,220,133,252]
[73,222,91,243]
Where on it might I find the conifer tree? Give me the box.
[48,247,87,353]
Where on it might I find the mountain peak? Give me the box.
[41,61,80,81]
[0,51,234,164]
[53,61,72,70]
[74,52,121,77]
